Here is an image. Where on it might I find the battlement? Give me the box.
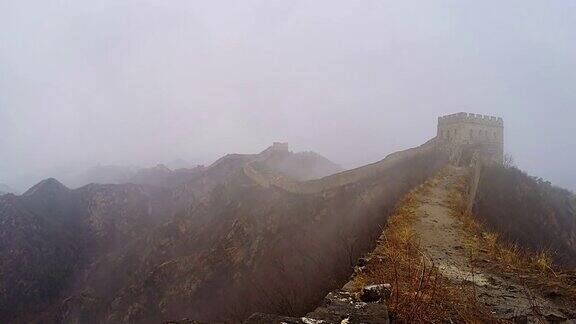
[438,112,503,126]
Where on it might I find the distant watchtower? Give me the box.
[270,142,289,152]
[437,112,504,164]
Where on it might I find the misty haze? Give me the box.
[1,1,575,323]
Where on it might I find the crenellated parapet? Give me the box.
[438,112,503,126]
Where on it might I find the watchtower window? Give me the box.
[469,129,473,139]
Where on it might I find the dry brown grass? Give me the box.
[449,169,576,310]
[346,167,576,322]
[346,174,497,323]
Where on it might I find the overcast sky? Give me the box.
[1,1,575,191]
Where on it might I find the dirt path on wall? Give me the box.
[413,166,570,322]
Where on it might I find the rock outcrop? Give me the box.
[246,290,389,324]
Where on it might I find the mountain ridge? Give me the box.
[3,138,575,323]
[0,144,354,323]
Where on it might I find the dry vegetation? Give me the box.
[346,166,576,322]
[449,169,576,316]
[473,165,576,268]
[346,173,497,322]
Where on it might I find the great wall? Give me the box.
[245,113,576,323]
[244,112,503,195]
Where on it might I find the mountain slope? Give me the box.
[474,165,576,267]
[0,144,347,323]
[0,180,83,323]
[0,180,173,323]
[0,142,446,323]
[57,144,447,323]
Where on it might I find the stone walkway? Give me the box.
[413,166,572,322]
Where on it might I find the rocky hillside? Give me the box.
[64,148,446,323]
[0,142,447,323]
[0,179,173,323]
[0,144,349,322]
[0,180,84,323]
[12,141,575,323]
[474,164,576,267]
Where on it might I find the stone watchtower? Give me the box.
[437,112,504,164]
[270,142,289,152]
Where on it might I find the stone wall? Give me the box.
[246,113,503,194]
[467,152,483,212]
[244,138,443,194]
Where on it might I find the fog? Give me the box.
[1,1,575,191]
